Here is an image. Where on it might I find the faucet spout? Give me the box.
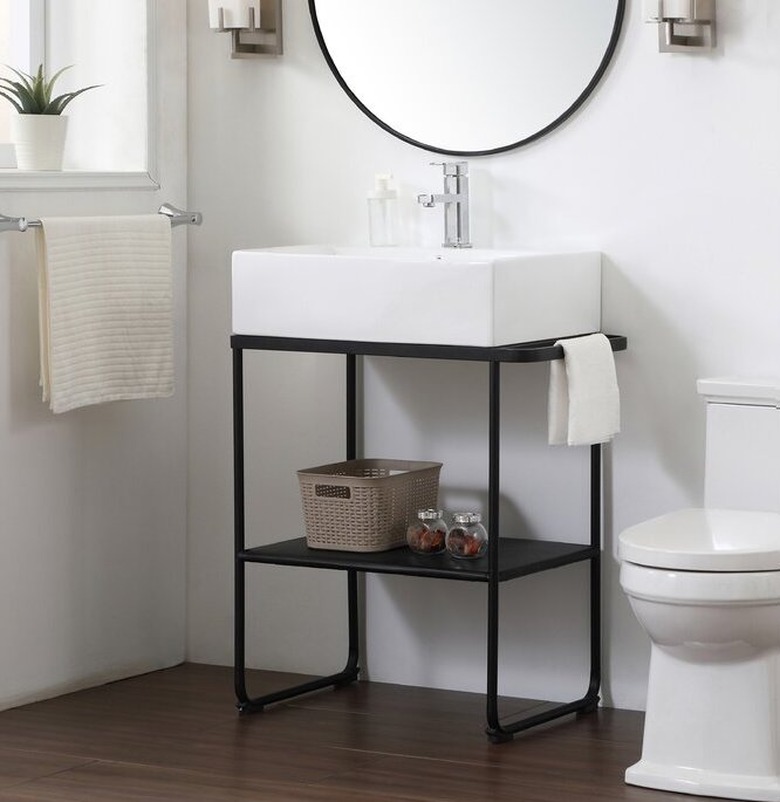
[417,162,472,248]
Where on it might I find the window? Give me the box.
[0,2,8,147]
[1,0,152,182]
[1,0,45,152]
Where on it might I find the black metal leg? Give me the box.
[484,365,602,743]
[341,354,361,682]
[340,568,361,683]
[346,353,357,461]
[485,362,504,739]
[233,347,250,707]
[585,443,602,708]
[234,348,361,714]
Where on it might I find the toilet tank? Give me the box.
[698,378,780,512]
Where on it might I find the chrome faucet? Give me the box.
[417,161,472,248]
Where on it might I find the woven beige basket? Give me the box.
[298,459,442,552]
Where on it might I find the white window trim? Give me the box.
[0,170,159,191]
[9,0,44,74]
[0,0,159,192]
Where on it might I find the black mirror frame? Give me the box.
[309,0,626,157]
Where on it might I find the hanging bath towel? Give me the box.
[548,333,620,446]
[37,215,173,413]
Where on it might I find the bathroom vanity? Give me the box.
[232,332,627,742]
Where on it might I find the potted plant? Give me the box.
[0,64,101,170]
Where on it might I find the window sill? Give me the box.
[0,170,160,192]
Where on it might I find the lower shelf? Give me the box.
[238,537,597,582]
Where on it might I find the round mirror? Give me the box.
[309,0,625,156]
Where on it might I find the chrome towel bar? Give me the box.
[0,203,202,233]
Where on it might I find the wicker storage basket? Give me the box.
[298,459,442,552]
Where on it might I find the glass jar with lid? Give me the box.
[406,509,447,554]
[445,512,488,559]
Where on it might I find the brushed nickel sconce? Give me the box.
[208,0,283,58]
[644,0,716,52]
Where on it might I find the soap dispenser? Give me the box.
[367,173,399,247]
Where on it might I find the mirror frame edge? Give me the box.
[308,0,627,157]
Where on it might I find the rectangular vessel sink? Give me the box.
[232,246,601,347]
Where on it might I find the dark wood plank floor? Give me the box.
[0,664,697,801]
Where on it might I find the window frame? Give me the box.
[0,0,158,191]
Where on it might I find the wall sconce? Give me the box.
[208,0,283,58]
[644,0,716,52]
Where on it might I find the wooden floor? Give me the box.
[0,664,696,801]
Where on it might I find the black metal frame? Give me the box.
[233,334,626,740]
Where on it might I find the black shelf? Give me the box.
[239,537,596,583]
[231,333,627,363]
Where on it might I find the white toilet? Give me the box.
[619,378,780,801]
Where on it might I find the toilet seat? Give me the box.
[618,508,780,572]
[621,561,780,604]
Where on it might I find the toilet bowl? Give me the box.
[620,509,780,801]
[619,378,780,801]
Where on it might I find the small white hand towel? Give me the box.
[548,333,620,446]
[37,215,173,414]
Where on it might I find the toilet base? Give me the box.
[629,643,780,802]
[626,760,780,801]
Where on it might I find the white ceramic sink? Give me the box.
[232,245,602,347]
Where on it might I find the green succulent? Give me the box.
[0,64,101,115]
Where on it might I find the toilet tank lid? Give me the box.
[697,377,780,407]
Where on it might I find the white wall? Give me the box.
[0,2,188,710]
[186,0,780,711]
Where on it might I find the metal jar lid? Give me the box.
[452,512,481,525]
[418,508,444,520]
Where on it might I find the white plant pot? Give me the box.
[11,114,68,171]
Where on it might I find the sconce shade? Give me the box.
[644,0,711,22]
[208,0,261,30]
[643,0,662,20]
[661,0,695,19]
[644,0,715,51]
[208,0,282,57]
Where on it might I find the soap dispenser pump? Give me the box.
[367,173,399,247]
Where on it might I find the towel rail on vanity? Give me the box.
[0,203,202,233]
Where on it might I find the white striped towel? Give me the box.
[37,215,173,414]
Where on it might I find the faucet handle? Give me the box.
[430,160,469,176]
